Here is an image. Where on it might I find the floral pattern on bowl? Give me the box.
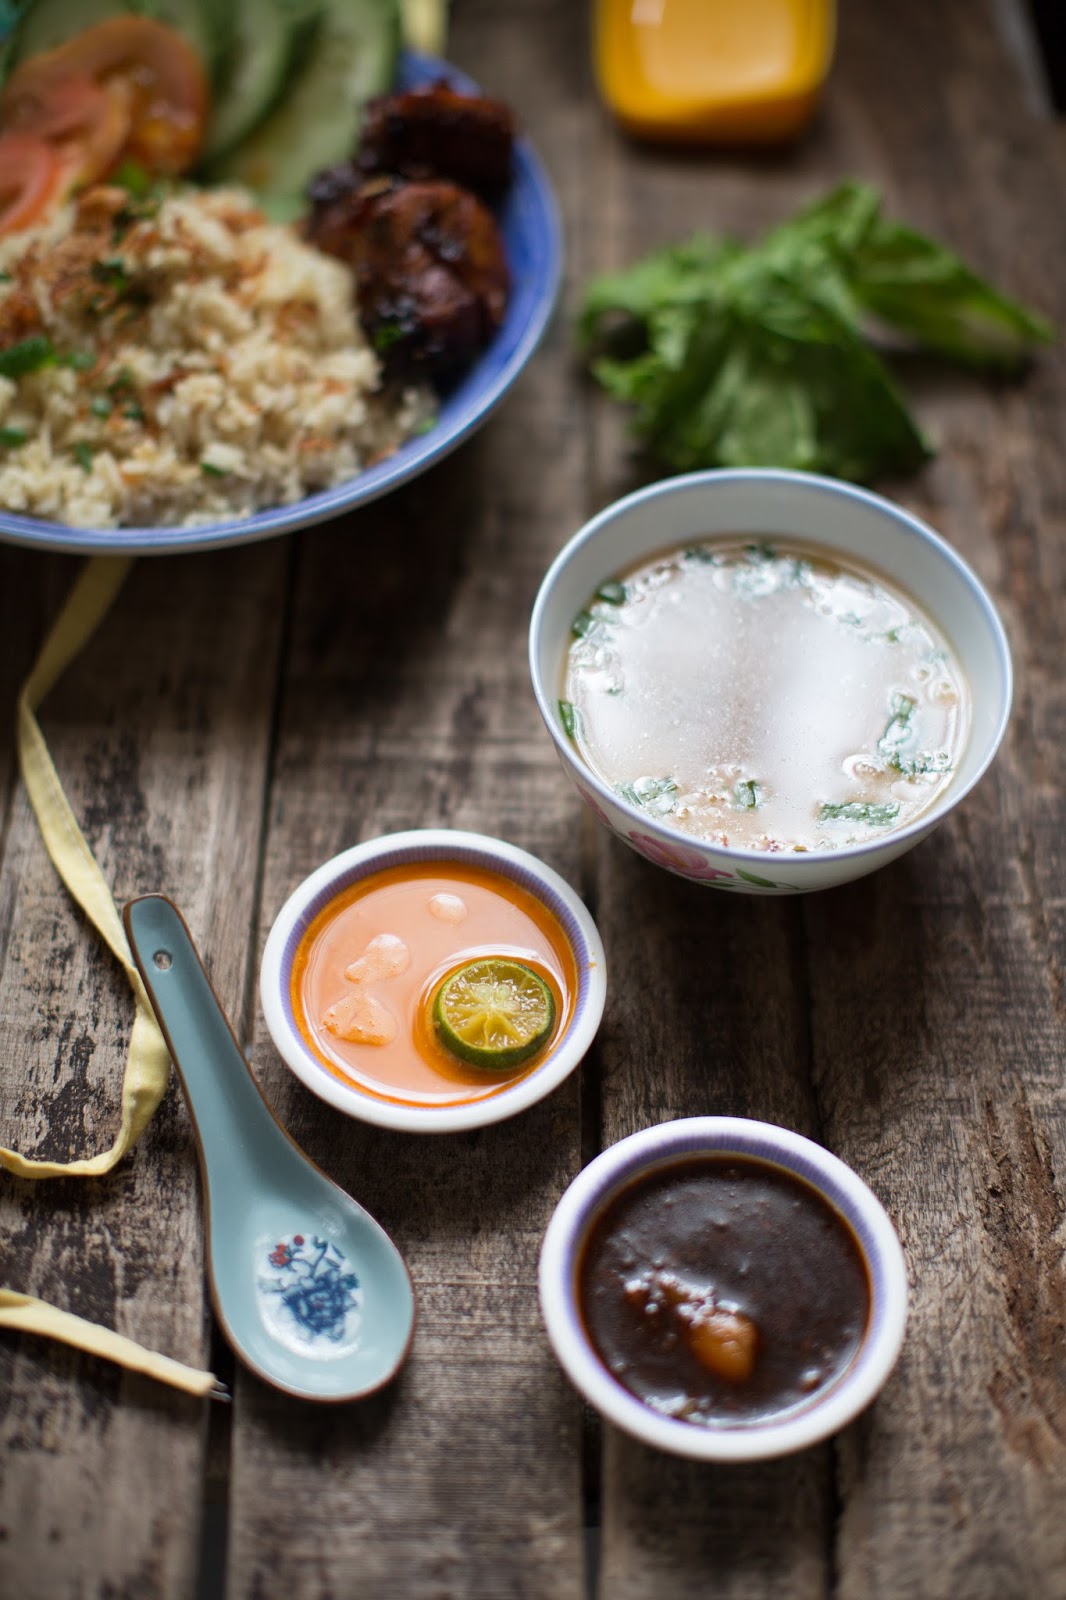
[572,779,792,892]
[625,830,734,882]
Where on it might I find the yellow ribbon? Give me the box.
[0,1291,224,1399]
[1,556,218,1396]
[400,0,449,55]
[1,556,171,1178]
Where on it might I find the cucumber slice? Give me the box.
[10,0,230,90]
[208,0,400,221]
[202,0,322,163]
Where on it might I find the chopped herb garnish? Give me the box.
[877,691,917,758]
[734,779,761,810]
[413,415,437,436]
[58,350,96,372]
[595,579,627,605]
[72,442,94,473]
[108,366,135,394]
[558,699,579,739]
[91,258,131,295]
[890,749,952,779]
[0,426,27,447]
[616,775,679,816]
[372,321,406,352]
[122,400,145,422]
[112,182,163,240]
[0,271,11,284]
[684,545,720,563]
[112,160,154,198]
[819,800,900,825]
[0,335,54,379]
[200,461,227,477]
[744,541,777,562]
[571,610,597,639]
[90,396,112,419]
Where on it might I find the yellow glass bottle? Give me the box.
[593,0,836,144]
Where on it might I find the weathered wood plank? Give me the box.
[580,33,842,1600]
[0,545,289,1598]
[805,3,1066,1597]
[224,5,592,1595]
[582,2,1066,1596]
[0,2,1062,1596]
[592,860,834,1597]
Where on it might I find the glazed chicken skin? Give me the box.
[356,81,514,200]
[305,81,515,380]
[306,168,509,379]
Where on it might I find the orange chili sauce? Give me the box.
[290,861,579,1108]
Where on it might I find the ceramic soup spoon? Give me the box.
[124,893,416,1402]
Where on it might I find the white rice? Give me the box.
[0,186,430,529]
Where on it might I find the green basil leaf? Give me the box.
[578,181,1050,484]
[849,218,1055,371]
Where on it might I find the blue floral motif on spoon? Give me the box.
[258,1233,363,1357]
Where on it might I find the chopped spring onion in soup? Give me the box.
[562,538,969,853]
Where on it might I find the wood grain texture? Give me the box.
[0,1,1062,1596]
[224,6,592,1596]
[581,1,1066,1596]
[0,546,288,1599]
[807,4,1066,1596]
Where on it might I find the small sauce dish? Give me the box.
[529,468,1012,893]
[261,830,607,1134]
[538,1117,908,1461]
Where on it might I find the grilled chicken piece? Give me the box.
[355,81,515,200]
[305,170,509,380]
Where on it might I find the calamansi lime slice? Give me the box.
[432,958,556,1070]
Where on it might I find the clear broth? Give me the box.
[563,538,970,852]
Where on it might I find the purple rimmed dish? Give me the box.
[538,1117,908,1461]
[260,829,606,1133]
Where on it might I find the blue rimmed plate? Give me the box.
[0,51,562,555]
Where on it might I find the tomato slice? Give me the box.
[1,72,129,189]
[1,17,208,178]
[0,134,65,236]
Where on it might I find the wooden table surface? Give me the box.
[1,2,1064,1596]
